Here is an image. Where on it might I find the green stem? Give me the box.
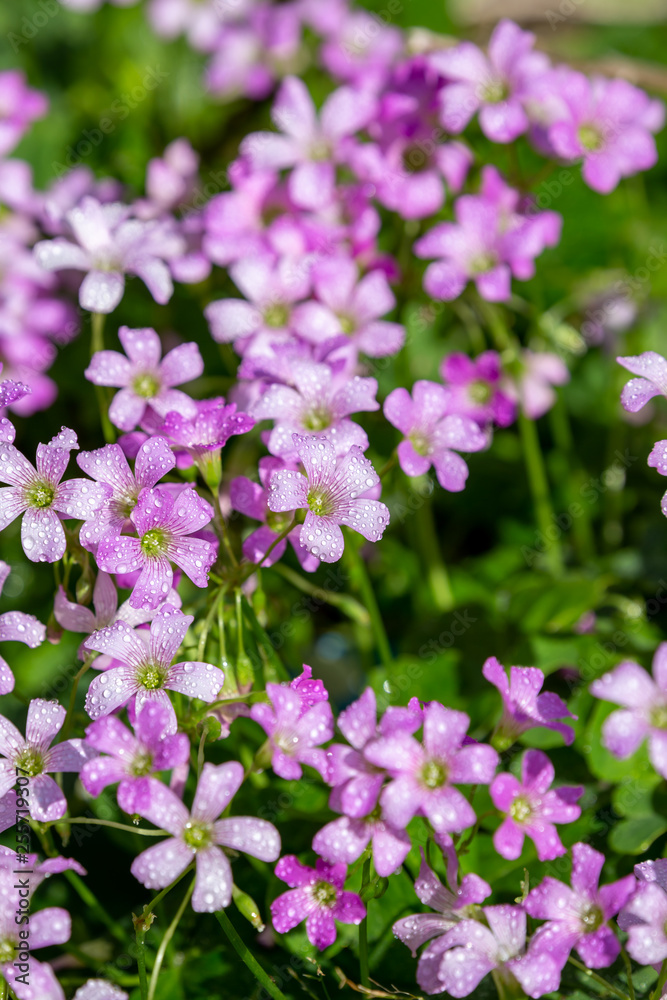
[64,869,126,945]
[359,857,371,988]
[414,496,454,612]
[197,587,224,661]
[239,517,297,581]
[60,656,93,741]
[344,538,392,669]
[567,956,631,1000]
[91,313,115,444]
[142,864,195,923]
[620,946,635,1000]
[216,909,290,1000]
[270,562,370,625]
[212,489,238,568]
[651,959,667,1000]
[518,412,563,576]
[147,879,194,1000]
[136,926,148,1000]
[57,817,166,836]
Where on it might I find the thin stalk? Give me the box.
[147,879,195,1000]
[64,870,126,945]
[136,926,148,1000]
[142,864,195,923]
[620,946,635,1000]
[240,517,297,581]
[414,497,454,611]
[60,656,93,741]
[518,412,564,576]
[90,313,115,444]
[359,857,371,988]
[344,538,392,669]
[197,587,224,661]
[270,561,370,625]
[57,817,166,836]
[567,956,631,1000]
[212,489,238,568]
[651,959,667,1000]
[216,909,290,1000]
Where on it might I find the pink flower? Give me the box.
[241,75,376,210]
[0,70,48,157]
[384,380,487,491]
[84,606,224,731]
[0,560,45,694]
[0,698,95,822]
[490,749,582,861]
[267,434,389,562]
[526,842,635,970]
[251,359,379,458]
[95,485,216,611]
[34,197,184,313]
[590,643,667,779]
[130,762,280,912]
[0,427,110,563]
[270,856,365,950]
[502,349,569,419]
[617,350,667,413]
[84,326,204,432]
[77,437,176,549]
[250,666,334,780]
[483,656,577,750]
[440,352,516,428]
[619,868,667,967]
[431,20,550,143]
[82,701,190,812]
[363,702,498,839]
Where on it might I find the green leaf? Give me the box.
[609,813,667,854]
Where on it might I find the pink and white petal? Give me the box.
[205,299,262,344]
[192,845,232,912]
[0,487,28,531]
[21,506,65,562]
[84,620,146,668]
[159,342,204,389]
[299,513,344,562]
[148,606,191,666]
[351,269,395,325]
[84,350,133,389]
[475,264,512,302]
[576,925,620,969]
[338,687,376,749]
[433,414,487,453]
[380,775,422,828]
[321,85,376,139]
[108,388,147,432]
[652,641,667,689]
[26,698,65,750]
[438,81,481,134]
[79,270,125,314]
[423,260,468,301]
[131,836,193,889]
[80,755,126,797]
[570,842,605,898]
[0,714,24,760]
[243,526,287,567]
[648,730,667,779]
[0,657,13,696]
[56,479,110,521]
[132,777,189,834]
[213,816,280,861]
[423,704,470,759]
[29,773,66,822]
[313,816,369,865]
[271,886,313,932]
[92,570,118,623]
[490,772,522,812]
[240,132,299,171]
[432,450,470,492]
[151,388,198,421]
[600,708,649,758]
[424,786,476,834]
[84,666,140,720]
[135,436,176,491]
[479,100,528,143]
[35,441,70,485]
[167,537,215,589]
[494,817,525,860]
[438,947,494,997]
[29,907,71,948]
[34,237,90,272]
[164,486,213,535]
[528,821,566,862]
[45,738,95,773]
[167,661,224,703]
[291,301,341,343]
[192,761,243,824]
[524,878,577,921]
[306,908,337,950]
[598,874,635,920]
[4,958,65,1000]
[229,477,267,521]
[128,555,174,611]
[522,749,555,793]
[356,320,405,358]
[371,824,411,877]
[0,610,45,648]
[132,258,173,305]
[267,467,310,511]
[289,160,335,211]
[271,76,317,142]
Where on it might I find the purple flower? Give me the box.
[432,20,550,143]
[0,698,95,821]
[96,486,216,610]
[160,398,255,464]
[393,849,491,978]
[130,761,280,912]
[241,76,376,210]
[384,381,487,492]
[0,70,48,157]
[292,258,405,358]
[0,560,45,694]
[84,326,204,432]
[0,867,70,1000]
[84,606,224,731]
[230,457,319,572]
[81,701,190,812]
[424,904,561,998]
[364,702,498,839]
[0,363,31,409]
[251,360,379,458]
[74,982,128,1000]
[77,437,175,549]
[250,665,334,780]
[648,440,667,518]
[34,197,184,313]
[312,810,410,878]
[503,349,570,419]
[543,71,664,193]
[490,749,582,861]
[270,856,365,950]
[440,352,516,428]
[526,842,635,969]
[589,644,667,779]
[617,351,667,413]
[619,882,667,967]
[267,434,390,563]
[414,168,561,303]
[0,427,110,563]
[483,656,577,750]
